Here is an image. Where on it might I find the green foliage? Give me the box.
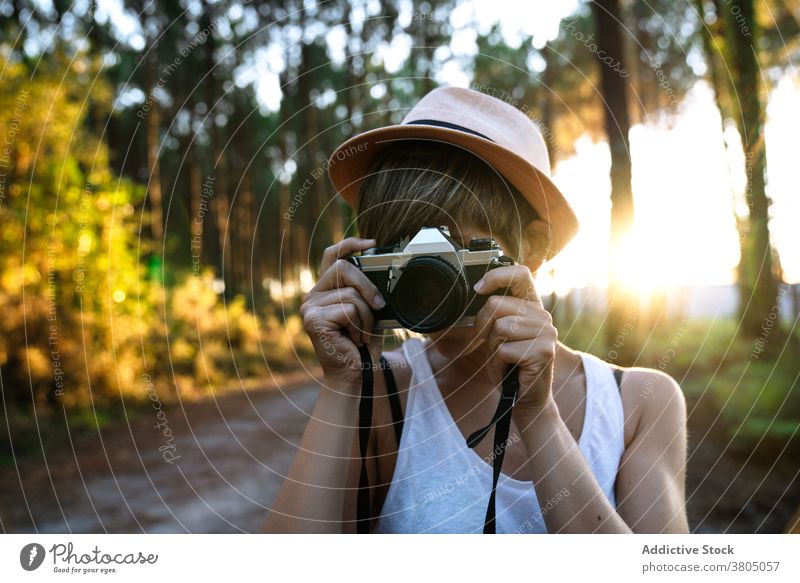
[0,49,147,411]
[2,0,796,470]
[562,312,800,455]
[0,49,314,458]
[154,271,315,398]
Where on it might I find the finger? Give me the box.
[485,338,532,388]
[496,339,555,374]
[320,237,377,273]
[484,311,554,385]
[306,303,363,349]
[486,318,550,362]
[473,295,526,340]
[316,259,385,311]
[313,287,375,345]
[473,264,540,305]
[492,313,553,342]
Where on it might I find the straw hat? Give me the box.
[327,86,578,260]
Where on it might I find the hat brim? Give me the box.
[327,123,578,260]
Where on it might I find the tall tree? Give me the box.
[143,48,165,249]
[591,0,637,364]
[201,0,234,297]
[722,0,779,339]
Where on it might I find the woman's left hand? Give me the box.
[473,264,557,415]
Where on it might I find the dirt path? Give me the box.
[0,370,323,533]
[1,369,797,533]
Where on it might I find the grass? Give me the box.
[559,309,800,461]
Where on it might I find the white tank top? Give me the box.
[373,337,626,534]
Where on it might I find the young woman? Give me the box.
[262,87,689,534]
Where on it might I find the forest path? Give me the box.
[1,368,797,533]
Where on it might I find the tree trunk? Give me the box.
[698,0,756,338]
[293,33,314,278]
[143,49,164,248]
[233,149,254,303]
[540,45,558,164]
[202,3,233,298]
[410,0,437,94]
[591,0,637,364]
[186,119,204,266]
[723,0,778,339]
[278,62,293,284]
[340,1,365,240]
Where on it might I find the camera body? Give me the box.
[346,227,515,333]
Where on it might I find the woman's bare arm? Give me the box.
[260,381,361,533]
[515,369,689,533]
[262,237,386,533]
[614,369,690,533]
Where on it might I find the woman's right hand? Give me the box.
[299,237,387,391]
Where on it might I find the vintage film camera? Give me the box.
[346,226,515,333]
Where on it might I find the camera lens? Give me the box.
[390,256,467,333]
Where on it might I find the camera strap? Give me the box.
[355,343,520,534]
[355,344,374,534]
[354,344,406,533]
[465,364,520,534]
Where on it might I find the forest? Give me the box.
[0,0,799,533]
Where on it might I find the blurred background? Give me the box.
[0,0,798,533]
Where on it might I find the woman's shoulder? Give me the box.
[616,366,684,412]
[571,344,683,412]
[614,365,687,447]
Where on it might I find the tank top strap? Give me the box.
[400,337,439,402]
[576,351,626,504]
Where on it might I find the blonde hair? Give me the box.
[355,140,543,344]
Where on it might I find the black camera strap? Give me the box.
[465,364,520,534]
[355,343,520,534]
[354,344,405,533]
[355,344,374,534]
